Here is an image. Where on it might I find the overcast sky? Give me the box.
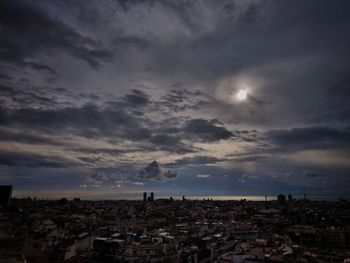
[1,0,350,199]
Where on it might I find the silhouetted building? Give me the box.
[288,194,293,202]
[182,196,186,201]
[0,185,13,207]
[277,194,286,205]
[59,198,67,204]
[143,192,147,202]
[150,192,154,201]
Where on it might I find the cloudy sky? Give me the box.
[1,0,350,199]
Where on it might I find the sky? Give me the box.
[0,0,350,199]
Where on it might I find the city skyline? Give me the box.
[1,0,350,199]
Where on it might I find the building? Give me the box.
[0,237,26,263]
[277,194,286,206]
[181,246,198,263]
[143,192,147,202]
[150,192,154,202]
[0,185,13,207]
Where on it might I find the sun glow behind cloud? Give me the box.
[236,89,248,101]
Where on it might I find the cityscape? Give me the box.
[1,0,350,262]
[1,186,350,262]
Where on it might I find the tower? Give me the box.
[150,192,154,201]
[143,192,147,202]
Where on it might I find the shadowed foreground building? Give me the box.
[0,185,13,207]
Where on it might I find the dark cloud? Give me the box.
[106,89,150,109]
[0,151,73,168]
[0,86,233,154]
[67,146,125,156]
[21,61,56,75]
[139,160,177,181]
[148,134,194,153]
[228,153,272,163]
[267,126,350,151]
[232,130,261,143]
[274,169,336,179]
[84,172,110,185]
[247,95,272,107]
[0,84,57,108]
[149,134,180,145]
[0,128,63,146]
[327,77,350,98]
[168,156,222,168]
[0,0,112,68]
[156,88,209,113]
[183,119,232,142]
[303,76,350,124]
[122,89,150,107]
[112,35,149,49]
[0,103,149,141]
[304,171,330,178]
[0,73,13,80]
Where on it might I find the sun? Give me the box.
[236,89,247,101]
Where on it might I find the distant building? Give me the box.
[182,196,186,201]
[150,192,154,201]
[59,198,67,204]
[277,194,286,205]
[143,192,147,202]
[288,194,293,202]
[0,185,13,207]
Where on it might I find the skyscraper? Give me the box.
[277,194,286,206]
[150,192,154,201]
[143,192,147,202]
[0,185,13,207]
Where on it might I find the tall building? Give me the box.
[0,185,13,207]
[143,192,147,202]
[277,194,286,206]
[150,192,154,201]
